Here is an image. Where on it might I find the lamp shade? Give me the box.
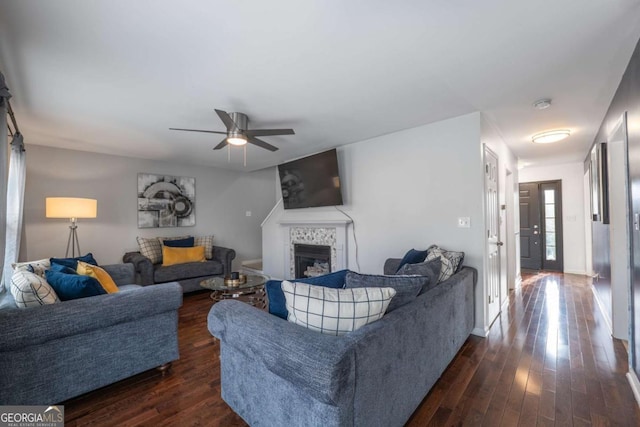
[46,197,97,219]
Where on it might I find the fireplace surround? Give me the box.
[278,219,351,280]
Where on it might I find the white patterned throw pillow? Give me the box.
[12,258,51,277]
[426,245,464,283]
[282,281,396,336]
[137,236,163,264]
[194,235,214,259]
[11,269,60,308]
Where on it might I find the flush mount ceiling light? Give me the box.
[533,98,552,110]
[532,130,570,144]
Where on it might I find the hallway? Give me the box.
[408,272,640,426]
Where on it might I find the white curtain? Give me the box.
[2,133,25,290]
[0,73,9,293]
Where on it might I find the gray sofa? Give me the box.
[0,263,183,405]
[123,246,236,293]
[208,262,476,427]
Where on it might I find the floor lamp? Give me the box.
[46,197,97,257]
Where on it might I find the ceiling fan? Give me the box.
[170,109,294,152]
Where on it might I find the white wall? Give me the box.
[518,162,587,275]
[22,145,276,267]
[262,112,489,332]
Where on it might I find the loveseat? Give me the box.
[123,246,235,293]
[208,262,476,426]
[0,263,183,405]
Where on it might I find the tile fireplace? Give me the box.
[278,219,352,280]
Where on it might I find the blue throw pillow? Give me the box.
[49,262,78,275]
[163,237,195,247]
[396,248,428,273]
[266,270,348,320]
[50,253,98,270]
[45,270,106,301]
[344,271,426,312]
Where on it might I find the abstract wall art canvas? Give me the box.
[137,173,195,228]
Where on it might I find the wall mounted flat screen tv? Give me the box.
[278,149,343,209]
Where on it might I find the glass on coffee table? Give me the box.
[200,274,268,307]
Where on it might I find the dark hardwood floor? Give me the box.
[65,272,640,426]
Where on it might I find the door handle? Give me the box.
[497,242,504,247]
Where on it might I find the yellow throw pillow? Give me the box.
[162,245,206,267]
[76,261,119,294]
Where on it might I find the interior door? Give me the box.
[519,183,542,269]
[484,146,501,325]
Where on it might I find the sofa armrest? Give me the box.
[212,246,236,275]
[101,263,135,286]
[208,300,355,405]
[383,258,402,275]
[0,282,182,351]
[123,251,154,285]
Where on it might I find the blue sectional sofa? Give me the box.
[0,263,183,405]
[208,263,476,427]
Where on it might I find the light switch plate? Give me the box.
[457,217,471,228]
[245,211,252,217]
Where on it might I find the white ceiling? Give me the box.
[1,0,639,172]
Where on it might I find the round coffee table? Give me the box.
[200,275,268,307]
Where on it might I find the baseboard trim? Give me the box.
[514,274,522,289]
[591,286,613,336]
[627,371,640,408]
[564,269,588,276]
[471,327,489,337]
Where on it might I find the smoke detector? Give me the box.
[533,99,552,110]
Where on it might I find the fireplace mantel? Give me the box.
[278,218,351,279]
[278,218,352,227]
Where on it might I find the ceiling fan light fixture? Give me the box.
[532,129,570,144]
[227,135,247,146]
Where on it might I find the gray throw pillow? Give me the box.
[395,258,442,294]
[344,271,426,313]
[426,245,464,283]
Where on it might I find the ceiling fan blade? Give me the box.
[213,139,228,150]
[215,109,237,130]
[248,136,278,152]
[245,128,295,137]
[169,128,227,135]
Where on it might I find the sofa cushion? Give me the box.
[395,258,442,293]
[282,280,396,336]
[162,236,195,247]
[426,245,464,282]
[50,253,98,270]
[265,270,348,320]
[12,258,51,277]
[344,272,425,312]
[45,270,106,301]
[10,269,60,308]
[137,236,163,264]
[162,246,206,266]
[154,260,223,283]
[77,261,119,294]
[396,248,428,273]
[194,235,214,259]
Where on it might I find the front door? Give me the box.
[519,183,542,270]
[484,146,501,325]
[519,181,564,271]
